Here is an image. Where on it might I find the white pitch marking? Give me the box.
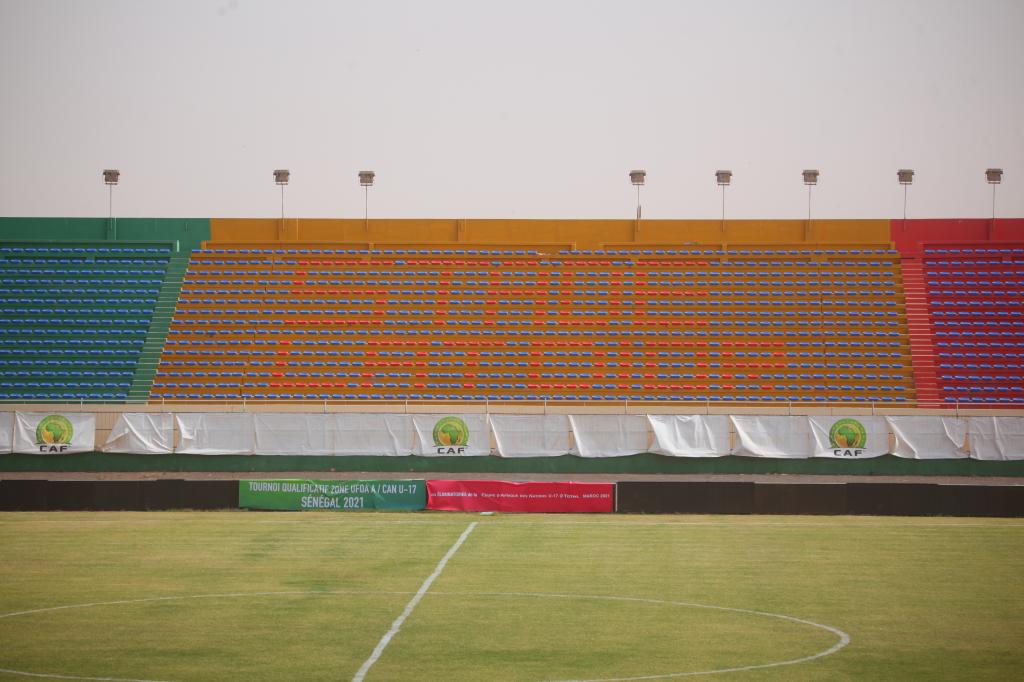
[350,521,478,682]
[427,591,850,682]
[485,519,1024,529]
[0,591,408,682]
[0,669,168,682]
[0,587,847,681]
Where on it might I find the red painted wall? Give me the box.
[891,219,1024,254]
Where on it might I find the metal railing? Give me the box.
[2,396,1023,417]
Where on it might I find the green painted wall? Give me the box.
[0,217,209,252]
[1,453,1021,476]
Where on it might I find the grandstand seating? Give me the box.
[913,243,1024,405]
[149,243,916,404]
[0,243,176,402]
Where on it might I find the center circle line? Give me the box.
[0,590,849,681]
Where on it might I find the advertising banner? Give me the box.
[426,479,614,513]
[413,414,490,456]
[239,479,427,511]
[568,414,649,457]
[730,415,813,458]
[489,414,575,457]
[887,416,968,459]
[176,413,255,455]
[0,412,12,454]
[13,412,96,454]
[253,413,414,456]
[809,416,889,458]
[101,413,174,454]
[968,417,1024,461]
[647,414,730,457]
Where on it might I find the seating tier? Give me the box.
[151,246,915,404]
[0,244,172,401]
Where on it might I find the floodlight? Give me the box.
[987,168,1004,220]
[359,171,376,229]
[629,170,646,220]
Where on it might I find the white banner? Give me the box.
[647,414,730,457]
[968,417,1024,461]
[101,413,174,454]
[809,416,889,458]
[569,414,649,458]
[175,413,255,455]
[489,414,575,457]
[253,413,413,456]
[413,414,490,456]
[14,412,96,454]
[731,416,813,458]
[887,416,967,459]
[0,412,12,454]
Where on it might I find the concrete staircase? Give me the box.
[126,255,189,402]
[900,257,942,407]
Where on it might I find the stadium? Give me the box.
[0,208,1022,679]
[2,1,1023,679]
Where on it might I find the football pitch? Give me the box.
[0,512,1021,681]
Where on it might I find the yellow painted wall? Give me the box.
[210,218,892,248]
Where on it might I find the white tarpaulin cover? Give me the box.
[489,414,575,457]
[731,416,813,458]
[413,413,490,456]
[175,413,255,455]
[101,413,174,454]
[253,413,413,456]
[887,416,967,459]
[968,417,1024,461]
[569,414,649,458]
[0,412,12,454]
[809,416,889,458]
[647,414,730,457]
[14,412,96,454]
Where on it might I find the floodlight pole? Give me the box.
[721,184,726,229]
[628,170,646,241]
[359,171,375,233]
[897,169,914,232]
[715,170,732,236]
[986,169,1003,239]
[801,170,819,242]
[805,183,812,241]
[102,169,120,241]
[273,170,290,240]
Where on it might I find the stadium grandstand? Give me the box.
[1,215,1021,408]
[1,214,1023,493]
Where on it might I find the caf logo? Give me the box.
[36,415,74,453]
[432,416,469,454]
[829,418,867,456]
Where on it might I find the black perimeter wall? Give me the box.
[1,480,1023,516]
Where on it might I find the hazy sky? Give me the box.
[0,0,1021,220]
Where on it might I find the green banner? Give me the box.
[239,479,426,511]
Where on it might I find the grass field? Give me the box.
[0,512,1021,681]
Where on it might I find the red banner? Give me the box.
[427,480,614,513]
